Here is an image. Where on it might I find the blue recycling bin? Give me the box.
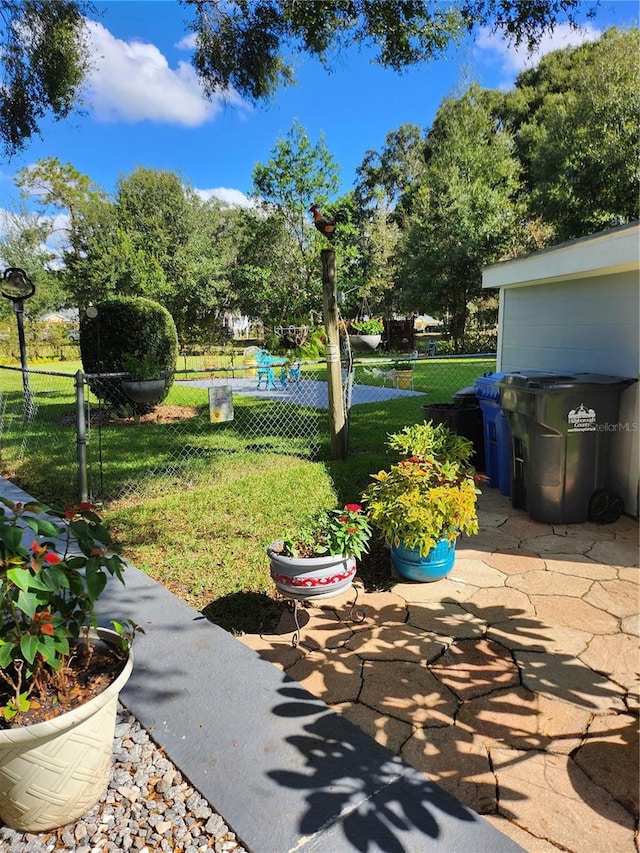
[474,373,512,495]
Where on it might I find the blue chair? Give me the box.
[288,361,301,390]
[256,349,277,390]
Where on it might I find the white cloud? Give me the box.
[175,33,198,51]
[83,20,245,126]
[475,23,602,76]
[195,187,255,208]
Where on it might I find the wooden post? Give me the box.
[321,248,346,459]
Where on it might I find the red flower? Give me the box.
[44,553,62,565]
[345,503,361,513]
[34,611,55,635]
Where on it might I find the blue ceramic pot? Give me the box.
[390,537,456,582]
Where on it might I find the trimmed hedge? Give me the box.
[80,296,178,411]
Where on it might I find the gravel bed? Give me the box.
[0,705,248,853]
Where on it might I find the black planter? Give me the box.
[121,379,167,405]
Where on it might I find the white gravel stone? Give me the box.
[0,705,247,853]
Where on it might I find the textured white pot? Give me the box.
[267,547,357,599]
[0,628,133,832]
[348,334,381,352]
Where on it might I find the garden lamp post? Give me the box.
[1,267,36,420]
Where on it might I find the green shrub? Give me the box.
[79,296,178,411]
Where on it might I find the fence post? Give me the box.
[321,248,347,459]
[75,370,88,503]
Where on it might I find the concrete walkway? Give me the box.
[239,488,639,852]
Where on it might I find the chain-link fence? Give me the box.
[0,353,496,505]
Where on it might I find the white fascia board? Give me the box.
[482,223,640,290]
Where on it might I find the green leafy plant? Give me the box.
[271,503,372,560]
[122,352,166,381]
[0,497,137,723]
[361,422,480,557]
[351,318,384,335]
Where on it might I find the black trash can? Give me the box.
[498,372,634,524]
[422,387,485,471]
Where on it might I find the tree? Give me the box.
[0,0,93,155]
[249,119,341,327]
[0,204,64,320]
[396,84,524,347]
[354,123,426,214]
[1,0,588,155]
[505,27,640,241]
[185,0,589,103]
[16,157,106,226]
[353,124,427,316]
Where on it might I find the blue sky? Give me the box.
[1,0,638,214]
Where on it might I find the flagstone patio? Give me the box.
[239,488,639,852]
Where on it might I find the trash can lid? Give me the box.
[498,371,634,391]
[453,385,478,404]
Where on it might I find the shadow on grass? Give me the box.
[202,591,286,635]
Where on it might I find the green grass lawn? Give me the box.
[0,355,495,632]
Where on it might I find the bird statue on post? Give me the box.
[309,204,346,241]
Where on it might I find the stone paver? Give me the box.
[587,538,640,566]
[459,585,536,622]
[487,619,592,655]
[485,549,547,575]
[401,727,496,814]
[333,700,413,754]
[359,659,459,726]
[407,600,486,639]
[429,637,520,701]
[572,712,639,816]
[530,593,621,634]
[583,578,640,617]
[235,489,639,853]
[456,687,592,753]
[506,569,593,597]
[492,748,637,853]
[544,554,618,580]
[522,532,596,554]
[345,622,445,662]
[448,558,508,587]
[514,649,627,710]
[578,632,640,690]
[285,647,363,703]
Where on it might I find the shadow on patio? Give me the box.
[236,489,639,852]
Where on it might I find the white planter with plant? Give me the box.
[268,504,371,599]
[362,422,480,581]
[348,318,383,352]
[0,497,139,831]
[121,352,169,404]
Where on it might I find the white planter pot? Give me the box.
[0,628,134,832]
[267,547,357,599]
[348,334,381,352]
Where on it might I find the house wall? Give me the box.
[485,224,639,519]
